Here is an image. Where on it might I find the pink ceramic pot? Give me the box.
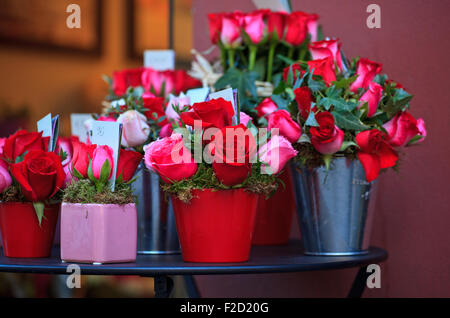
[60,203,137,264]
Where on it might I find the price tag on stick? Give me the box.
[89,121,123,191]
[70,113,93,143]
[208,88,240,124]
[37,113,60,152]
[144,50,175,70]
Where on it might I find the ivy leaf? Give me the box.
[305,110,319,127]
[331,110,369,131]
[339,141,359,152]
[214,68,258,109]
[331,75,358,89]
[318,86,357,111]
[307,71,327,92]
[271,94,290,109]
[33,202,45,227]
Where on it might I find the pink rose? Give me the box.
[268,110,302,143]
[220,14,242,48]
[240,112,252,127]
[258,135,298,175]
[255,97,278,118]
[383,111,426,147]
[159,123,173,138]
[91,145,114,180]
[306,14,319,42]
[0,159,12,193]
[309,39,343,71]
[309,111,344,154]
[350,58,382,93]
[359,82,383,117]
[143,133,197,183]
[243,12,265,44]
[0,138,6,156]
[165,93,191,121]
[117,110,150,148]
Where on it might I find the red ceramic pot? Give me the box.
[252,169,296,245]
[172,189,258,263]
[0,202,59,258]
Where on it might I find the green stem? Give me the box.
[248,45,257,71]
[228,49,235,69]
[266,42,277,82]
[220,47,226,70]
[287,46,294,61]
[298,47,307,62]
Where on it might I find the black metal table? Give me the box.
[0,240,387,298]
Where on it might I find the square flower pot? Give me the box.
[60,203,137,264]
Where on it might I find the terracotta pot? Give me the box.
[172,189,258,263]
[252,169,296,245]
[60,203,137,264]
[0,202,59,258]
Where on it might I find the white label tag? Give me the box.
[70,114,93,143]
[144,50,175,70]
[208,88,238,124]
[186,87,210,105]
[252,0,291,12]
[89,121,123,191]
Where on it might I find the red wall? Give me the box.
[192,0,450,297]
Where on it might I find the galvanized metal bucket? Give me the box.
[132,165,180,254]
[290,157,377,256]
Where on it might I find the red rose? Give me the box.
[210,124,257,186]
[267,12,287,40]
[10,150,65,202]
[309,111,344,154]
[350,58,382,93]
[283,63,303,83]
[220,12,243,48]
[117,149,143,182]
[255,97,278,118]
[306,13,319,42]
[142,93,167,126]
[294,87,314,120]
[208,13,223,44]
[112,67,144,96]
[383,111,425,147]
[268,110,302,143]
[2,130,50,164]
[71,140,97,178]
[356,129,398,182]
[309,39,343,71]
[180,98,235,129]
[174,70,202,95]
[359,82,383,117]
[284,12,309,46]
[307,57,337,85]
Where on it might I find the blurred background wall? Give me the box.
[192,0,450,297]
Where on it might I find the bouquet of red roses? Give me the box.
[268,39,427,182]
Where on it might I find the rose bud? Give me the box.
[294,87,313,120]
[240,112,253,127]
[116,149,143,183]
[210,124,257,186]
[91,145,114,180]
[284,12,308,46]
[143,133,197,183]
[208,13,224,44]
[117,110,151,148]
[268,110,302,143]
[267,11,287,40]
[350,58,382,93]
[307,57,337,85]
[359,82,383,117]
[71,140,97,178]
[356,129,398,182]
[159,123,174,138]
[141,68,175,97]
[310,111,345,154]
[220,13,243,48]
[306,13,319,42]
[383,111,426,147]
[2,130,50,164]
[112,67,144,96]
[243,11,265,45]
[165,93,191,121]
[255,97,278,118]
[0,160,12,193]
[258,135,298,175]
[180,98,235,129]
[309,39,343,71]
[10,150,65,202]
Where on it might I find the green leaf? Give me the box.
[331,75,358,89]
[273,81,287,95]
[98,160,111,185]
[406,134,424,146]
[318,86,357,111]
[271,94,290,109]
[307,71,327,92]
[305,110,319,126]
[339,141,358,152]
[214,68,258,104]
[87,159,96,184]
[72,166,84,180]
[331,110,369,131]
[276,54,295,66]
[33,202,45,227]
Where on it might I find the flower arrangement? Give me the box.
[143,97,298,202]
[268,39,427,182]
[203,9,320,111]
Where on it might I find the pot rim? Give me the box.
[61,202,136,208]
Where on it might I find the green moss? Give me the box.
[161,163,279,203]
[0,184,26,202]
[63,179,135,205]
